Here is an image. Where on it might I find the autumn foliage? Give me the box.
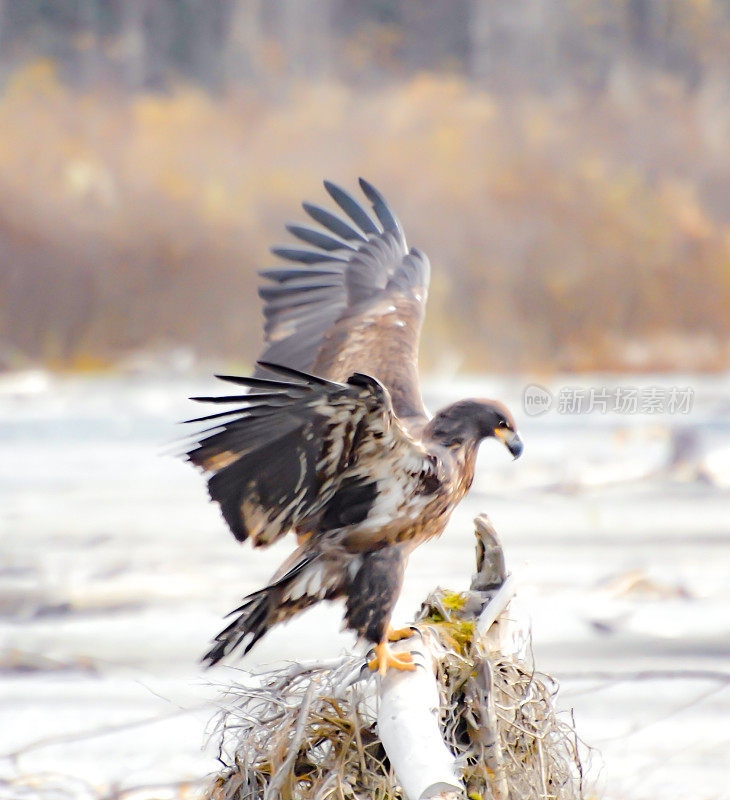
[1,59,730,372]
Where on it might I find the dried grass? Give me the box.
[208,592,585,800]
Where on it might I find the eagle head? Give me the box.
[425,399,523,459]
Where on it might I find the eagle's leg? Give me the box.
[386,624,417,642]
[368,640,416,676]
[345,545,413,675]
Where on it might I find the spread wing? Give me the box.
[185,362,432,546]
[257,178,430,424]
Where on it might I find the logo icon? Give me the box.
[522,384,552,416]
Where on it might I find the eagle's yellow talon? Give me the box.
[386,625,417,642]
[368,641,416,676]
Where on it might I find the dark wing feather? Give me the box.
[186,363,425,546]
[286,223,356,252]
[323,180,380,235]
[256,179,430,424]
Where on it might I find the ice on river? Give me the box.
[1,370,729,799]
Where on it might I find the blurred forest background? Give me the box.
[1,0,730,373]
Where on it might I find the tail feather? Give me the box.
[202,552,336,667]
[202,590,272,666]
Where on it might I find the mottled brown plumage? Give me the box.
[185,179,522,670]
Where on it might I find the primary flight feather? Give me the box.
[186,178,522,674]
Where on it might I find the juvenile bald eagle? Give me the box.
[186,179,522,674]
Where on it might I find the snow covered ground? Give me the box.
[1,370,729,799]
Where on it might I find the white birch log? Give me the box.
[376,515,521,800]
[376,631,464,800]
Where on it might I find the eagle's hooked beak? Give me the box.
[494,427,523,459]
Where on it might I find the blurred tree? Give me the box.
[1,0,730,371]
[0,0,728,94]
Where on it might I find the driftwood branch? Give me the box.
[377,632,463,800]
[376,514,517,800]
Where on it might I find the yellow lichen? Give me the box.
[419,617,475,656]
[441,591,468,611]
